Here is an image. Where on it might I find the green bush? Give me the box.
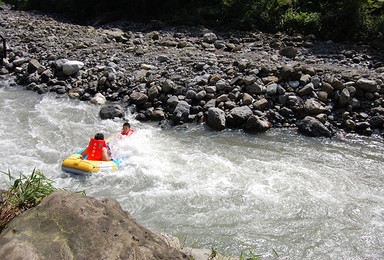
[0,169,59,231]
[280,8,321,35]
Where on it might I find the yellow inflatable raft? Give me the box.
[61,153,120,175]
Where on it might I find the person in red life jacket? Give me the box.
[121,122,134,136]
[80,133,111,161]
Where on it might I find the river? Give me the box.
[0,83,383,259]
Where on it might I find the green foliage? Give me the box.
[280,8,321,35]
[2,169,58,208]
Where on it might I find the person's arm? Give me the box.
[80,147,88,159]
[102,147,112,161]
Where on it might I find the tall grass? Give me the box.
[0,169,59,231]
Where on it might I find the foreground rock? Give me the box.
[0,191,189,260]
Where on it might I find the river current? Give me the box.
[0,83,383,259]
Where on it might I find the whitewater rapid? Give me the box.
[0,85,383,259]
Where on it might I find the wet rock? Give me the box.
[172,101,190,124]
[226,106,253,127]
[99,104,125,119]
[244,115,270,133]
[151,109,166,120]
[207,107,226,130]
[369,115,384,129]
[297,116,332,137]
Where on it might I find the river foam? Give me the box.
[0,85,383,259]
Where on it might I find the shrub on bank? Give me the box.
[0,169,60,231]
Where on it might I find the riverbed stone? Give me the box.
[244,115,270,133]
[297,116,332,137]
[207,107,226,130]
[339,88,351,105]
[172,101,191,123]
[99,104,125,119]
[130,91,148,106]
[226,106,253,127]
[62,60,84,76]
[303,98,327,115]
[90,93,107,105]
[356,78,378,92]
[253,98,268,110]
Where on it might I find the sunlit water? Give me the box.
[0,82,383,259]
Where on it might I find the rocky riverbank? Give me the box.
[0,5,383,137]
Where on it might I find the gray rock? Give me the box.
[298,83,315,96]
[162,79,175,93]
[90,93,107,105]
[242,93,253,105]
[279,47,298,58]
[196,90,206,100]
[339,88,350,105]
[215,79,227,91]
[185,89,197,100]
[297,116,332,137]
[0,191,187,260]
[303,98,327,115]
[172,101,191,123]
[226,106,253,127]
[207,107,226,130]
[203,99,216,110]
[369,115,384,129]
[130,91,148,106]
[356,78,378,92]
[27,59,41,73]
[253,98,268,110]
[167,96,179,107]
[245,83,264,94]
[202,32,217,44]
[266,83,278,96]
[244,115,270,133]
[147,85,159,101]
[216,94,229,103]
[99,104,125,119]
[151,109,166,121]
[62,60,84,76]
[321,82,334,95]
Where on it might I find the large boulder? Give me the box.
[297,116,332,137]
[244,115,271,133]
[172,101,191,124]
[99,104,125,119]
[0,191,188,260]
[302,98,328,115]
[207,107,226,130]
[226,106,253,127]
[130,91,148,106]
